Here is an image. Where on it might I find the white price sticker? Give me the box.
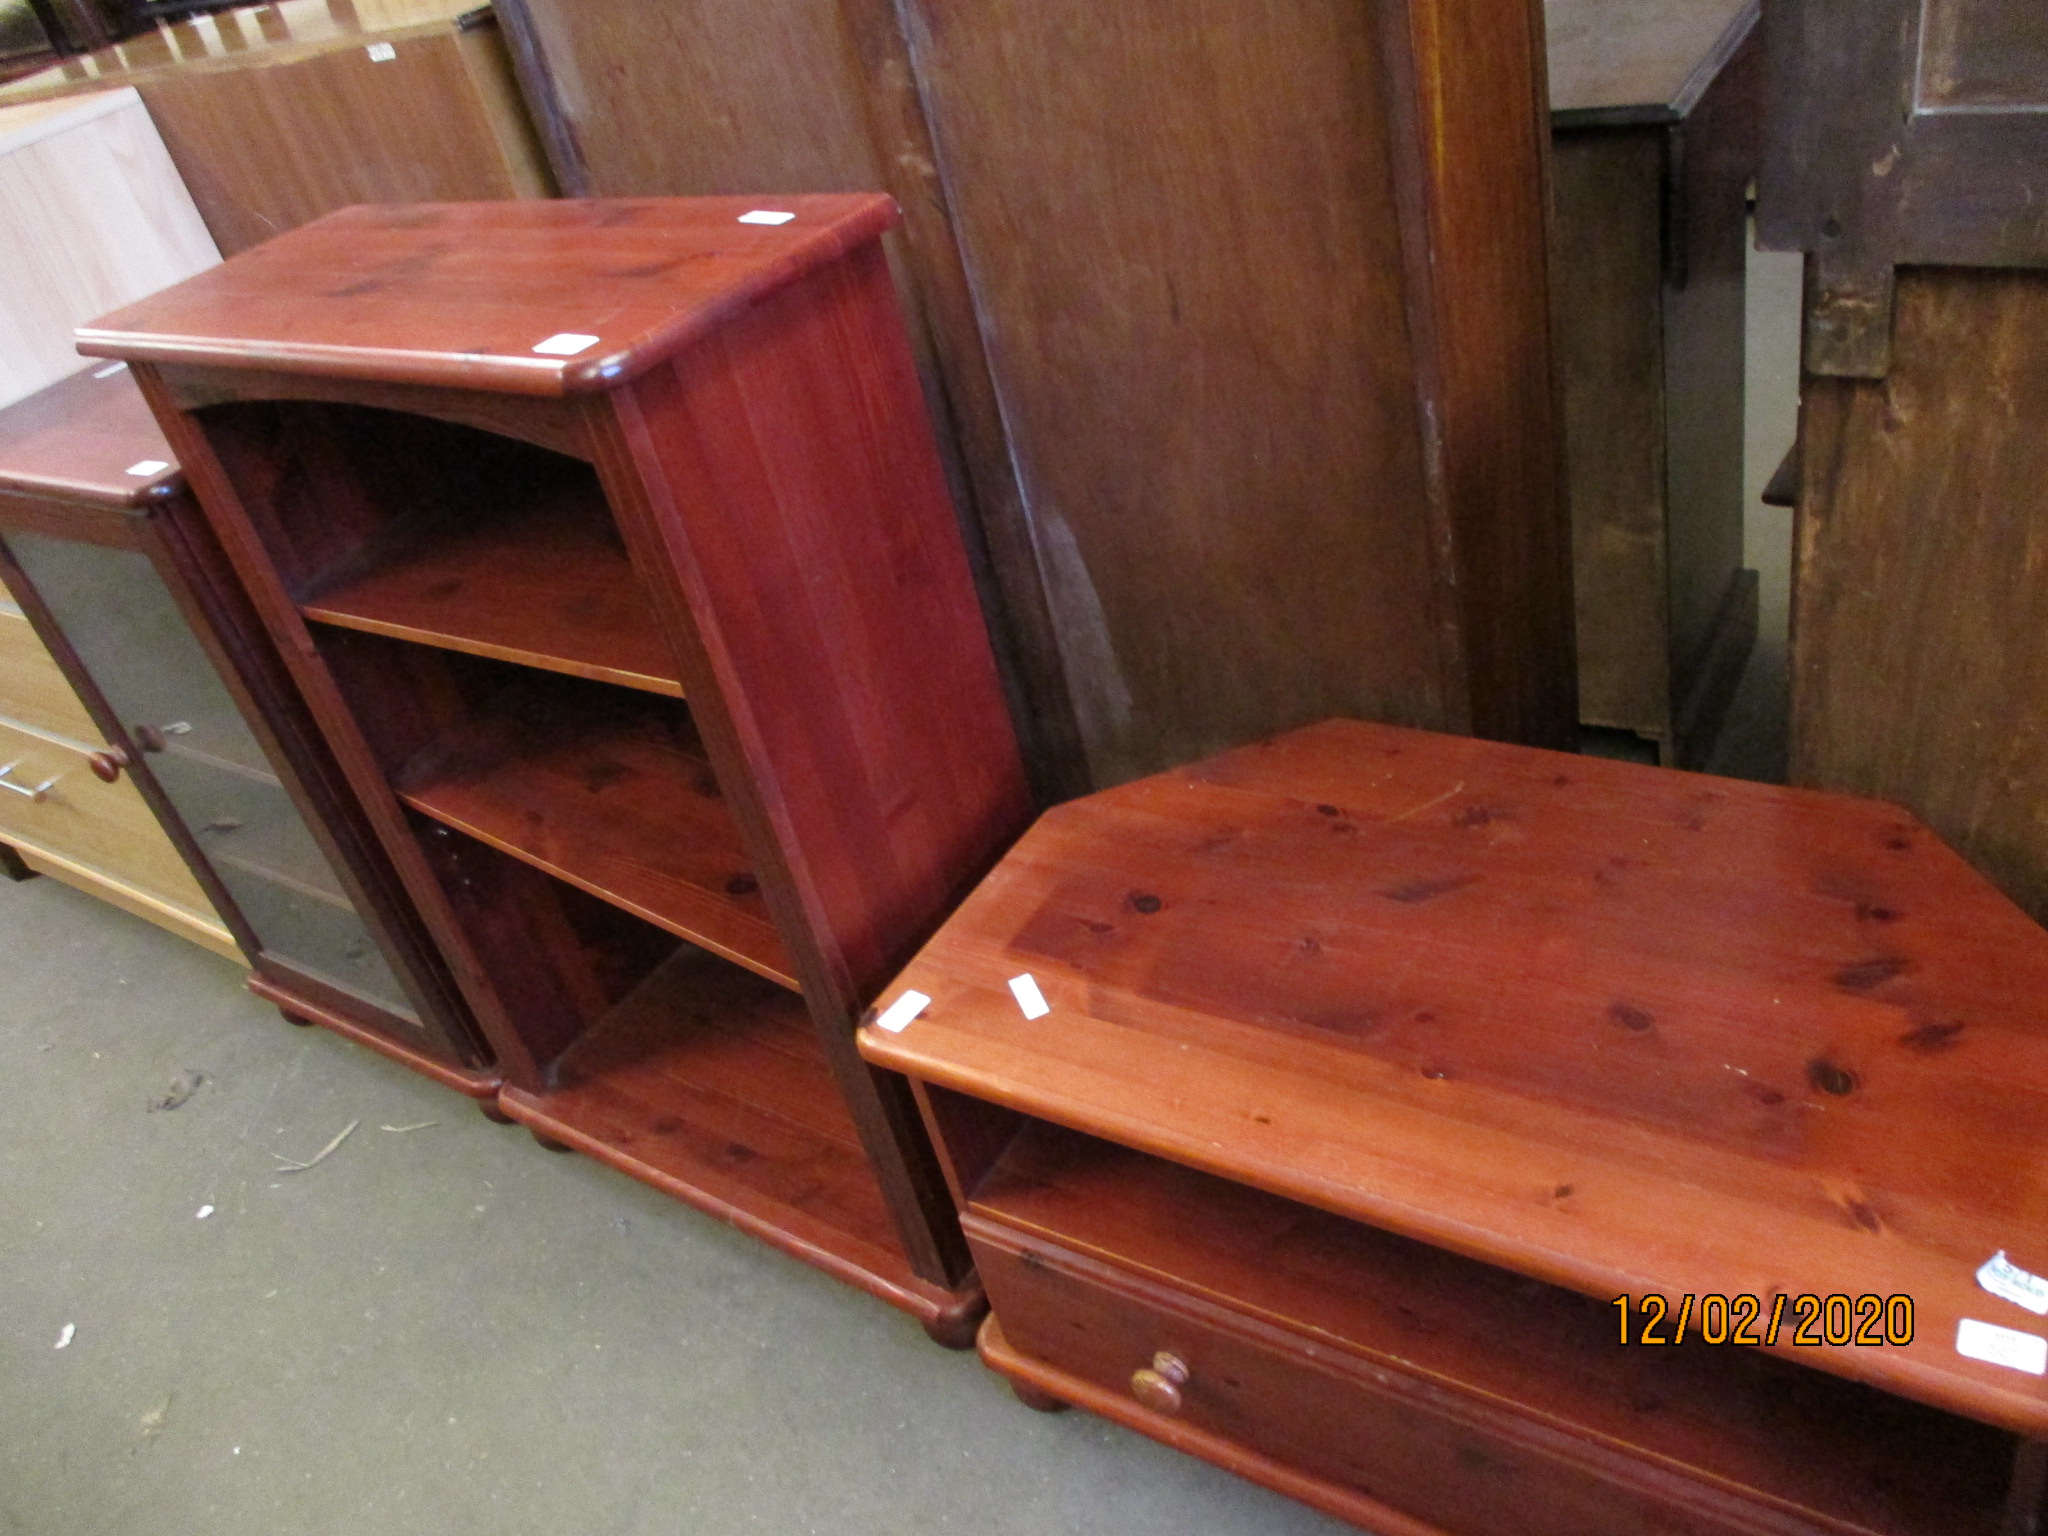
[365,42,396,61]
[1978,1251,2048,1315]
[872,990,930,1034]
[531,333,600,357]
[1957,1318,2048,1375]
[1008,973,1050,1021]
[124,459,170,477]
[737,210,796,226]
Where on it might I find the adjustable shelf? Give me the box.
[302,477,682,697]
[394,672,792,988]
[89,197,1034,1344]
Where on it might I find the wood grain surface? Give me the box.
[1555,13,1758,761]
[495,0,1576,791]
[301,475,683,696]
[80,196,902,394]
[0,0,553,256]
[0,88,217,411]
[132,197,1031,1307]
[892,0,1573,781]
[1552,129,1670,738]
[969,1124,2013,1536]
[395,676,794,988]
[0,602,102,742]
[0,363,175,507]
[1792,268,2048,927]
[0,0,497,100]
[136,19,553,257]
[495,941,982,1337]
[865,718,2048,1438]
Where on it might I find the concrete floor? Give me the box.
[0,250,1807,1536]
[0,871,1361,1536]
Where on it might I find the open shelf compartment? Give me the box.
[497,940,951,1314]
[301,476,683,698]
[191,397,681,697]
[390,666,793,989]
[968,1120,2019,1536]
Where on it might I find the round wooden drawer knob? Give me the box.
[1130,1352,1190,1415]
[88,749,129,784]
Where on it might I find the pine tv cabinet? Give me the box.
[863,720,2048,1532]
[81,196,1034,1343]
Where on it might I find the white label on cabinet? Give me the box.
[738,210,796,226]
[873,990,930,1034]
[92,362,127,379]
[1978,1252,2048,1314]
[124,460,170,477]
[365,42,397,61]
[1957,1318,2048,1374]
[531,333,600,357]
[1008,973,1050,1021]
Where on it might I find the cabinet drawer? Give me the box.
[0,716,214,915]
[0,606,101,744]
[970,1213,1864,1536]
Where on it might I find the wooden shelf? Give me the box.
[301,482,683,698]
[497,946,961,1322]
[397,680,795,989]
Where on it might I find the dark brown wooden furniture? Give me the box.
[0,0,553,256]
[1759,0,2048,926]
[0,361,491,1088]
[864,718,2048,1534]
[493,0,1577,795]
[80,196,1035,1342]
[1548,0,1760,766]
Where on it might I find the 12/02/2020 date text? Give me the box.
[1612,1293,1915,1346]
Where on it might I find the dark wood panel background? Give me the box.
[1792,268,2048,924]
[897,0,1446,788]
[1553,130,1669,738]
[493,0,1578,791]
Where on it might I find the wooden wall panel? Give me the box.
[1792,268,2048,923]
[500,0,880,195]
[896,0,1446,787]
[897,0,1573,782]
[1552,130,1669,737]
[134,23,551,257]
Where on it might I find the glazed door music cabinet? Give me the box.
[77,195,1034,1341]
[0,361,491,1085]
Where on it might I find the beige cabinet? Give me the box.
[0,600,238,957]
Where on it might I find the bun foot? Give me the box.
[530,1129,575,1152]
[919,1296,988,1351]
[1009,1379,1070,1413]
[279,1010,315,1027]
[477,1100,515,1125]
